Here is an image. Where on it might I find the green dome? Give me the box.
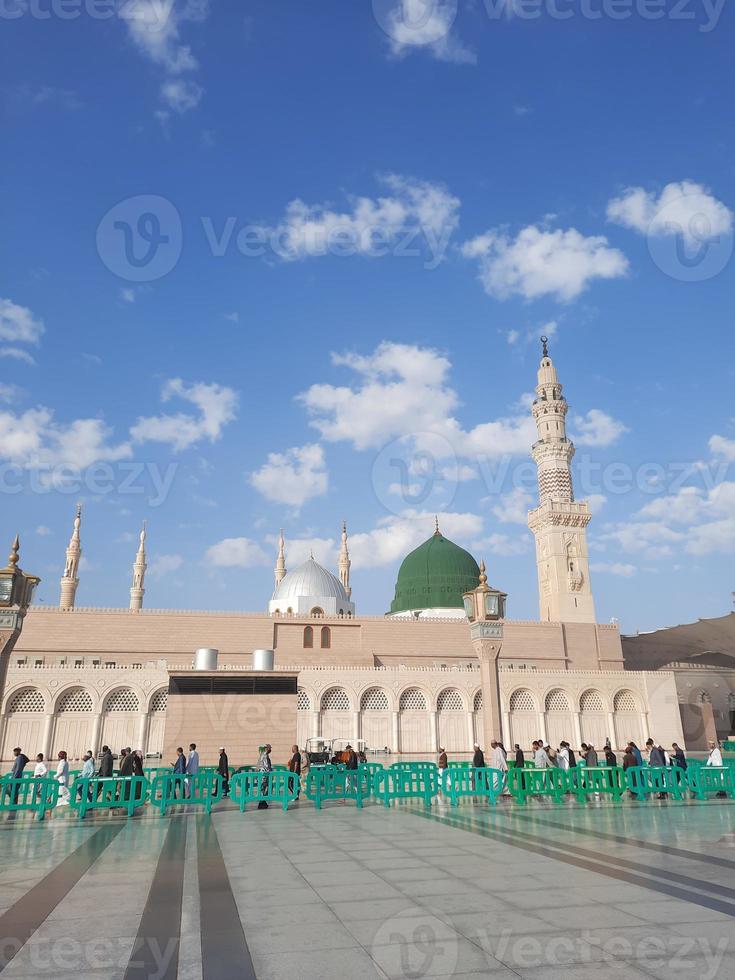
[389,531,480,615]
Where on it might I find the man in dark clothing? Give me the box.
[218,747,230,797]
[567,743,577,768]
[671,743,687,770]
[119,747,134,802]
[9,748,29,804]
[287,744,300,799]
[98,745,114,778]
[173,746,186,798]
[649,743,667,767]
[472,744,485,768]
[514,744,524,768]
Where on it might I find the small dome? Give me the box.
[389,532,480,616]
[273,558,349,604]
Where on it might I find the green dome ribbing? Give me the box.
[389,532,480,615]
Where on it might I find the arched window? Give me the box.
[400,688,427,711]
[321,688,350,711]
[310,607,324,618]
[361,688,389,711]
[613,690,638,712]
[437,689,464,711]
[297,688,311,711]
[150,690,168,713]
[104,689,140,712]
[509,689,536,712]
[57,688,93,713]
[580,690,604,712]
[320,626,331,649]
[545,690,571,712]
[303,626,313,649]
[7,688,45,713]
[473,690,483,712]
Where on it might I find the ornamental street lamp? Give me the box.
[0,536,41,708]
[463,562,507,746]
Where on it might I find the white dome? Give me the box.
[272,558,349,604]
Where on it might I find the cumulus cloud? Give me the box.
[710,426,735,462]
[472,532,531,558]
[149,553,184,578]
[572,409,628,448]
[348,510,483,569]
[461,224,628,302]
[0,298,44,346]
[590,561,637,577]
[131,379,238,451]
[266,534,337,567]
[249,443,328,508]
[204,538,269,569]
[0,407,132,470]
[255,174,459,265]
[491,488,534,524]
[0,348,36,365]
[383,0,476,64]
[607,180,732,245]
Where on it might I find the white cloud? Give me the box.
[0,347,36,365]
[590,561,637,577]
[710,427,735,462]
[384,0,476,64]
[149,553,184,578]
[130,379,238,452]
[300,341,536,458]
[473,533,531,557]
[256,174,459,264]
[249,443,328,508]
[121,0,209,116]
[121,288,135,304]
[506,329,520,345]
[35,525,52,536]
[572,409,628,447]
[0,384,20,404]
[461,224,628,302]
[601,520,684,560]
[607,180,732,245]
[0,407,132,470]
[0,298,44,345]
[204,538,268,569]
[492,488,534,524]
[266,535,337,568]
[349,510,483,569]
[587,494,608,514]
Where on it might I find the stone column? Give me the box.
[471,624,504,747]
[429,710,438,752]
[41,713,54,759]
[391,711,399,753]
[353,711,360,745]
[641,712,651,742]
[606,712,617,749]
[136,713,149,753]
[502,710,511,748]
[90,713,103,756]
[466,712,476,750]
[572,711,583,749]
[0,713,6,760]
[538,714,548,745]
[311,711,320,739]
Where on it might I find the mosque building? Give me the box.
[0,343,695,763]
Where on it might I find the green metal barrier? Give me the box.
[447,761,471,770]
[389,761,438,774]
[507,766,567,804]
[568,765,625,802]
[70,775,149,818]
[442,766,503,806]
[358,761,383,795]
[625,766,686,801]
[373,765,438,808]
[0,777,59,821]
[306,767,367,809]
[686,765,735,800]
[150,771,223,815]
[230,770,298,812]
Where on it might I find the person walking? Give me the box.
[556,742,570,772]
[257,744,272,809]
[566,742,577,768]
[186,743,200,799]
[604,746,617,767]
[671,743,687,770]
[629,742,644,767]
[472,743,485,768]
[218,747,230,797]
[118,747,134,803]
[173,746,186,798]
[97,744,113,800]
[622,744,637,770]
[132,750,144,801]
[514,744,525,769]
[706,740,723,767]
[55,751,70,806]
[8,747,29,804]
[344,743,358,797]
[287,744,300,800]
[437,746,448,803]
[649,742,667,767]
[585,744,599,767]
[533,741,549,768]
[77,751,95,803]
[490,740,509,797]
[33,753,47,778]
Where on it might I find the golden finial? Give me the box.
[8,535,19,567]
[434,515,440,536]
[541,335,549,358]
[479,560,487,586]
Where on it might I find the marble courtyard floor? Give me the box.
[0,799,734,979]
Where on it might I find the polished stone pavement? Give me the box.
[0,798,734,979]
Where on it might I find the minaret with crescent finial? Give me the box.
[527,337,596,623]
[129,522,148,612]
[59,503,82,610]
[338,521,351,599]
[274,529,287,588]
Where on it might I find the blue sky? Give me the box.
[1,0,734,632]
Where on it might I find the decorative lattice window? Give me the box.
[545,690,571,712]
[104,689,140,712]
[698,690,712,704]
[361,688,389,711]
[509,689,536,712]
[150,690,168,713]
[297,688,311,711]
[580,690,604,712]
[310,607,324,618]
[473,690,483,712]
[399,688,427,711]
[437,689,463,711]
[8,688,45,713]
[321,688,350,711]
[57,688,93,713]
[613,690,638,712]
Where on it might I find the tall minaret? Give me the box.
[129,522,147,612]
[274,529,287,587]
[527,337,596,623]
[338,521,351,599]
[59,504,82,610]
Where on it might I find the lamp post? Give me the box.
[0,536,40,707]
[463,561,507,747]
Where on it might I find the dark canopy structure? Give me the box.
[622,612,735,671]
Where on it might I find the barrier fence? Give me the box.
[230,771,299,812]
